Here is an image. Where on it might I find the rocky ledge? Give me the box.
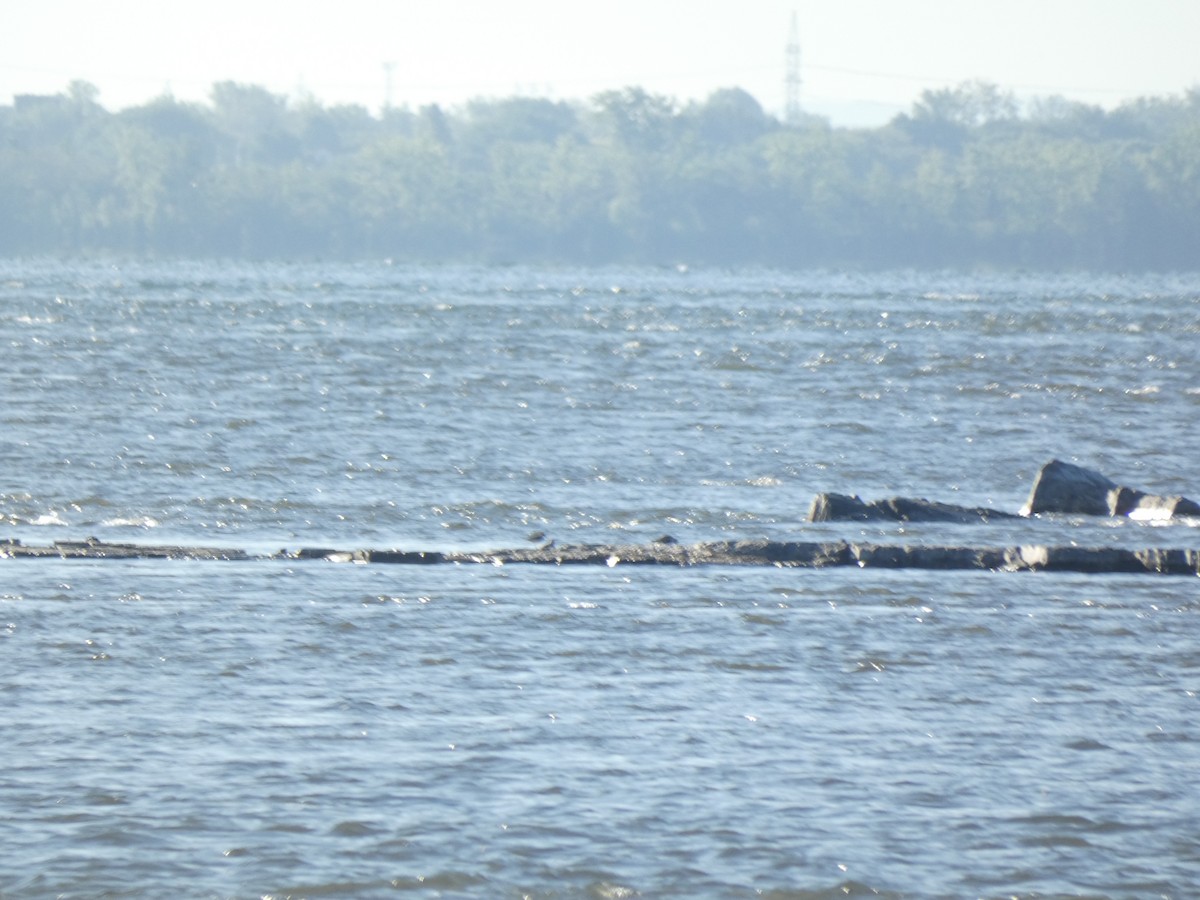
[809,459,1200,523]
[0,538,248,560]
[5,462,1195,575]
[1021,459,1200,519]
[320,541,1200,575]
[2,537,1198,575]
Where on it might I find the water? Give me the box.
[1,260,1198,898]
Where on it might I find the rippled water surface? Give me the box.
[1,261,1198,898]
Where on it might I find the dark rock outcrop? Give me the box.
[808,492,1018,524]
[1109,488,1200,519]
[424,540,1200,575]
[809,460,1198,523]
[0,538,247,561]
[1005,544,1200,575]
[1022,459,1200,519]
[850,543,1012,570]
[1,537,1197,575]
[1020,459,1118,516]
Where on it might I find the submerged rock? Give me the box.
[1,536,1197,575]
[850,543,1012,570]
[808,492,1018,524]
[0,538,248,561]
[1109,487,1200,520]
[1006,544,1200,575]
[1021,459,1200,519]
[435,539,1199,575]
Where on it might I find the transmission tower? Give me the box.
[785,12,802,124]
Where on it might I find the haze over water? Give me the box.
[1,260,1198,897]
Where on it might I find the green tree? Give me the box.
[895,80,1017,150]
[758,128,868,263]
[351,135,468,258]
[1,77,1196,268]
[591,87,677,152]
[458,97,579,152]
[955,134,1106,264]
[209,82,298,166]
[683,87,774,146]
[1139,114,1200,265]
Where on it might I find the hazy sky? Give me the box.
[4,0,1198,126]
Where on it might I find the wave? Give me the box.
[101,516,160,529]
[29,511,69,526]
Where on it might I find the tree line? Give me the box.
[2,79,1198,269]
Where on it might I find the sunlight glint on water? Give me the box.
[0,261,1198,898]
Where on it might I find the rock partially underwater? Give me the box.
[2,536,1197,575]
[4,462,1195,575]
[0,538,247,560]
[1022,459,1200,519]
[810,459,1199,523]
[808,492,1018,524]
